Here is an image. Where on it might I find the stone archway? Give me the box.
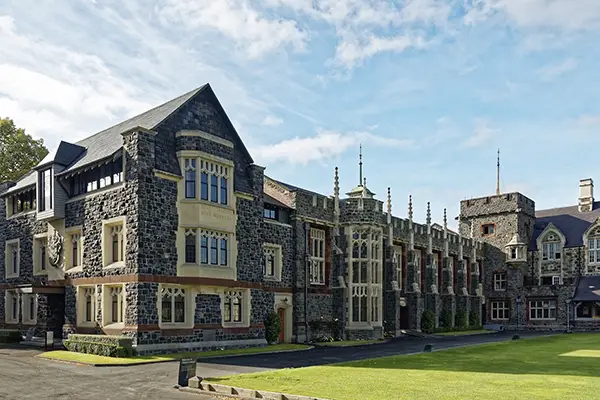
[274,294,293,343]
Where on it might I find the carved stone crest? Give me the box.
[48,231,64,267]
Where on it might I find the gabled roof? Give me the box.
[264,193,291,209]
[64,85,207,174]
[268,177,324,197]
[2,171,36,196]
[530,202,600,250]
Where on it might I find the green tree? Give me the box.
[0,118,48,182]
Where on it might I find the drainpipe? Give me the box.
[304,221,310,343]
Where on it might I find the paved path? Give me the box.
[0,331,553,400]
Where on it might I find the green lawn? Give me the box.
[212,334,600,400]
[436,329,495,336]
[39,343,309,366]
[316,339,382,347]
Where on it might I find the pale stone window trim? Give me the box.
[4,290,19,323]
[65,226,84,272]
[198,229,230,268]
[310,228,326,285]
[22,294,38,325]
[493,272,507,291]
[102,284,126,327]
[263,243,283,281]
[5,239,20,278]
[584,224,600,273]
[540,232,562,261]
[102,216,127,268]
[490,300,509,320]
[33,234,48,276]
[76,286,98,327]
[221,289,251,328]
[177,151,234,208]
[157,285,195,329]
[393,245,403,291]
[529,300,557,320]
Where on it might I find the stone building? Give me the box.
[7,83,590,356]
[459,178,600,331]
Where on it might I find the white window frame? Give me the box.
[552,275,561,285]
[491,300,509,320]
[65,227,83,272]
[22,293,38,325]
[493,272,507,291]
[310,228,326,285]
[76,286,97,327]
[33,234,48,276]
[588,237,600,265]
[102,284,125,327]
[102,216,126,268]
[5,239,20,278]
[529,300,557,320]
[4,290,19,323]
[221,289,251,328]
[541,234,561,260]
[157,285,194,329]
[263,243,283,281]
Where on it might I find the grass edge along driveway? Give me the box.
[211,333,600,400]
[38,343,310,366]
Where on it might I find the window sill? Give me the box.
[222,322,250,329]
[33,269,48,276]
[77,322,98,328]
[310,282,326,286]
[6,210,36,220]
[159,322,194,330]
[66,266,83,274]
[5,319,18,324]
[494,288,507,292]
[5,273,19,279]
[103,322,125,329]
[529,319,557,321]
[104,261,125,269]
[180,198,232,210]
[22,319,37,326]
[264,276,281,282]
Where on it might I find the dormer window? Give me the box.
[8,189,36,216]
[542,233,561,260]
[68,158,123,197]
[39,168,52,211]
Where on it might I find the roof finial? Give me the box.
[334,167,339,198]
[359,144,363,186]
[408,194,413,222]
[362,177,367,197]
[387,187,392,215]
[426,202,431,226]
[496,148,500,195]
[443,208,447,231]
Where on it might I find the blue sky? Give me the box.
[1,0,600,228]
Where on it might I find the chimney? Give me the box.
[579,178,594,212]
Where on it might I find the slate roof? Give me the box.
[2,171,37,195]
[530,202,600,250]
[64,85,207,174]
[268,177,324,197]
[573,275,600,301]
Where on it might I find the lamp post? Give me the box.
[516,296,522,331]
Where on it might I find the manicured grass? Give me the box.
[212,334,600,400]
[316,339,382,347]
[39,343,310,366]
[436,329,495,336]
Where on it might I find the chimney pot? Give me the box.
[579,178,594,212]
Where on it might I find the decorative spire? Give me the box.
[387,187,392,215]
[458,214,462,239]
[408,194,413,222]
[359,144,363,185]
[362,177,367,197]
[334,167,340,198]
[426,202,431,226]
[496,148,500,195]
[443,208,447,233]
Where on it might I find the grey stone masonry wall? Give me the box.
[339,198,384,225]
[456,295,470,327]
[441,257,452,294]
[456,260,467,294]
[440,294,456,328]
[383,242,401,334]
[294,190,334,223]
[152,87,254,194]
[62,286,76,338]
[176,135,234,162]
[262,219,295,289]
[406,250,418,292]
[0,290,4,327]
[406,292,422,330]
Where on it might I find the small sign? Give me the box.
[46,331,54,345]
[178,358,197,387]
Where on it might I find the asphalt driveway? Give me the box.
[0,331,554,400]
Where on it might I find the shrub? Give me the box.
[64,334,133,358]
[455,311,467,329]
[469,311,480,327]
[421,310,435,334]
[264,312,282,344]
[311,333,334,343]
[0,329,22,343]
[440,310,453,328]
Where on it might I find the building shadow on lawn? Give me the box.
[323,333,600,378]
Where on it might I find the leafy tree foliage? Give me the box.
[0,118,48,182]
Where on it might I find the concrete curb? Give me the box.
[36,346,315,367]
[182,378,328,400]
[432,331,499,339]
[311,339,390,349]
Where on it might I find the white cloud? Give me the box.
[262,115,284,126]
[576,114,600,127]
[251,128,413,165]
[158,0,308,59]
[536,58,578,80]
[460,119,498,149]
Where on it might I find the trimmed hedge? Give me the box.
[0,329,22,343]
[264,312,282,344]
[421,310,436,334]
[64,334,133,358]
[455,311,467,330]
